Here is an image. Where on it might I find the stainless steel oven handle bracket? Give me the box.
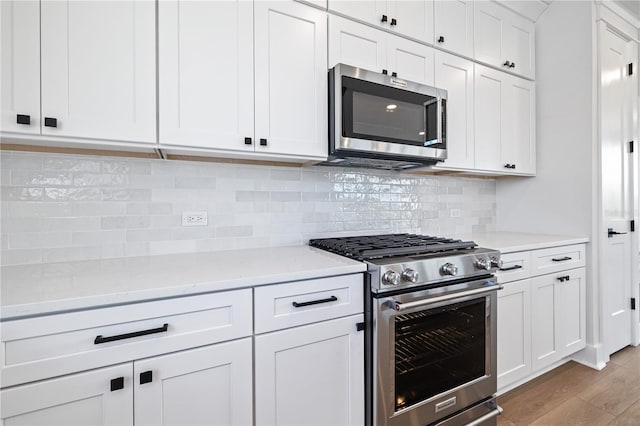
[465,405,503,426]
[390,285,503,312]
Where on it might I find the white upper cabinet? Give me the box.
[254,1,327,159]
[329,0,433,44]
[434,0,474,58]
[158,0,254,152]
[1,0,40,135]
[433,51,474,169]
[329,15,434,86]
[40,1,156,143]
[474,1,534,79]
[474,64,535,175]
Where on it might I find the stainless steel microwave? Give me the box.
[325,63,447,171]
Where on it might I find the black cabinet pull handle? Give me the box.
[503,61,511,67]
[556,275,571,282]
[292,295,337,308]
[140,371,153,384]
[244,137,252,145]
[16,114,31,125]
[44,117,57,127]
[259,138,267,146]
[504,164,512,169]
[94,323,168,344]
[381,14,388,23]
[390,18,397,26]
[382,69,388,75]
[510,62,516,68]
[110,377,124,391]
[391,72,397,77]
[551,256,572,262]
[499,264,523,272]
[608,228,627,238]
[437,36,445,43]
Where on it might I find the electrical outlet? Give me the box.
[182,211,208,227]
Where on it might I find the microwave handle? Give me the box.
[436,97,443,145]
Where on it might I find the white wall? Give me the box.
[0,150,497,266]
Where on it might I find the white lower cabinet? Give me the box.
[1,363,134,426]
[497,279,531,389]
[496,244,586,392]
[255,314,364,426]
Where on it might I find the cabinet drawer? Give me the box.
[0,289,252,388]
[495,251,532,283]
[531,244,586,276]
[254,274,363,333]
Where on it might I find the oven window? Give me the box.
[394,299,486,411]
[342,76,442,148]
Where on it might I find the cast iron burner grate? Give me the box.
[309,233,477,260]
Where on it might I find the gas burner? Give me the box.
[309,233,477,260]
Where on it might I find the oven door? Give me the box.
[374,279,499,426]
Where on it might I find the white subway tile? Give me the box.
[43,246,101,263]
[44,158,100,172]
[149,240,197,256]
[43,217,100,232]
[101,216,151,229]
[126,229,173,242]
[1,248,43,265]
[12,171,72,186]
[72,230,126,246]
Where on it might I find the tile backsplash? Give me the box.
[0,150,496,265]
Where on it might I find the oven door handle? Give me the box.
[465,405,503,426]
[390,284,503,312]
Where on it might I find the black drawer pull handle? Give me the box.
[244,137,252,145]
[510,62,516,68]
[382,69,388,75]
[140,370,153,384]
[44,117,57,127]
[551,256,572,262]
[381,14,388,23]
[16,114,31,125]
[556,275,571,282]
[437,36,445,43]
[390,18,397,26]
[391,72,397,77]
[499,264,523,272]
[259,138,267,146]
[94,323,169,344]
[110,377,124,391]
[292,296,337,308]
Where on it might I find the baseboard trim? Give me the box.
[571,344,607,370]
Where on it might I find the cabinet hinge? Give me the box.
[629,63,634,76]
[632,298,636,311]
[630,141,635,154]
[631,220,636,232]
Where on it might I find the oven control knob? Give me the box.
[475,257,492,271]
[382,270,401,286]
[401,268,419,283]
[490,256,503,269]
[440,262,458,276]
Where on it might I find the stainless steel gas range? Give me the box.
[309,234,504,426]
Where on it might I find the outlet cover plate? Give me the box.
[182,211,208,227]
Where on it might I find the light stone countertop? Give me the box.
[0,246,366,320]
[467,231,589,253]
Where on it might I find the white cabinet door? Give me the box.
[1,0,40,135]
[531,274,559,371]
[531,268,586,371]
[255,315,364,426]
[1,364,132,426]
[388,0,434,44]
[434,0,474,58]
[556,268,586,356]
[329,0,386,29]
[475,64,535,174]
[503,76,535,174]
[474,1,534,79]
[433,51,474,169]
[254,1,327,159]
[474,64,504,172]
[40,1,156,143]
[158,0,253,152]
[504,12,534,79]
[497,279,531,390]
[387,35,434,86]
[329,15,387,72]
[134,338,253,426]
